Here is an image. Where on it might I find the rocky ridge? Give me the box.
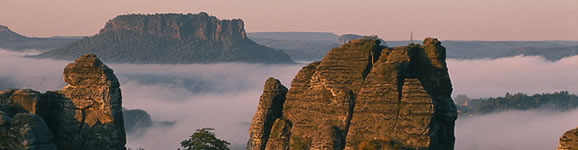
[35,13,294,64]
[248,37,457,150]
[0,54,126,150]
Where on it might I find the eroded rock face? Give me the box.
[247,78,289,150]
[0,89,47,117]
[248,38,457,150]
[0,111,57,150]
[44,54,126,150]
[0,54,126,150]
[102,12,246,42]
[557,127,578,150]
[36,13,294,64]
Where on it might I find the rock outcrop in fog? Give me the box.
[0,54,126,150]
[248,38,458,150]
[557,127,578,150]
[35,12,294,64]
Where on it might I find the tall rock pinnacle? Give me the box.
[248,78,289,150]
[46,54,126,150]
[0,54,126,150]
[248,37,458,150]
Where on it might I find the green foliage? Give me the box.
[179,128,230,150]
[458,91,578,116]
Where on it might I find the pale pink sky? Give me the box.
[1,0,577,40]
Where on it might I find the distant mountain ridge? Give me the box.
[248,32,339,41]
[0,25,77,50]
[248,32,379,61]
[248,32,578,61]
[35,13,294,64]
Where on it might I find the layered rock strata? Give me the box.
[247,78,289,150]
[248,38,457,150]
[0,54,126,150]
[557,127,578,150]
[36,13,294,64]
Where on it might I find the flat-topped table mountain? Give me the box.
[34,13,294,64]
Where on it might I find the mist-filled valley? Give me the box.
[1,49,577,150]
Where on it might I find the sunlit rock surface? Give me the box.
[557,127,578,150]
[0,54,126,150]
[248,38,457,150]
[247,77,289,150]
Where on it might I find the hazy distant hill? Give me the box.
[35,13,294,64]
[441,41,578,61]
[388,40,578,61]
[248,32,578,61]
[0,25,78,51]
[248,32,339,41]
[248,32,338,61]
[248,32,384,61]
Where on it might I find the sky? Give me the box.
[1,0,577,40]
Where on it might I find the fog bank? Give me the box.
[1,49,577,149]
[448,55,578,98]
[456,109,578,150]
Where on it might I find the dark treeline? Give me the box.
[456,91,578,117]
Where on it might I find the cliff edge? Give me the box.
[0,54,126,150]
[248,37,457,150]
[35,12,293,64]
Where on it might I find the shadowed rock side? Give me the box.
[557,127,578,150]
[0,112,57,150]
[247,78,289,150]
[248,38,457,150]
[0,54,126,150]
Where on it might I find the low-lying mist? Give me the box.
[1,49,577,150]
[456,109,578,150]
[448,55,578,98]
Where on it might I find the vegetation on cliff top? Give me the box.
[34,13,294,64]
[179,128,230,150]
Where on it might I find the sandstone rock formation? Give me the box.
[248,78,289,150]
[337,34,385,45]
[0,54,126,150]
[0,111,58,150]
[557,127,578,150]
[35,13,294,64]
[248,38,458,150]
